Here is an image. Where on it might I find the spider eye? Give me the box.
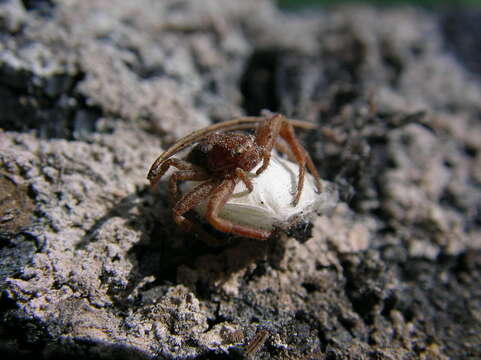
[199,143,213,153]
[232,144,246,156]
[232,141,253,156]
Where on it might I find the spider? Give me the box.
[147,113,322,241]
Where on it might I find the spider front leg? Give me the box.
[150,158,209,200]
[205,178,271,240]
[149,158,204,187]
[169,169,210,201]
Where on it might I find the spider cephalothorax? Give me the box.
[148,113,322,241]
[191,132,262,178]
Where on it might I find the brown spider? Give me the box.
[147,113,322,241]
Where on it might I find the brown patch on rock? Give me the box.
[0,174,34,234]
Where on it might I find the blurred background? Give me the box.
[278,0,481,8]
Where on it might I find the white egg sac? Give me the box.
[181,153,338,232]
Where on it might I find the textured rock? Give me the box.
[0,1,480,359]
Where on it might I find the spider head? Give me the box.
[191,132,262,174]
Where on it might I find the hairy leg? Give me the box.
[255,114,320,206]
[205,178,271,240]
[169,169,210,201]
[278,119,308,206]
[149,158,206,189]
[276,131,322,197]
[302,148,322,193]
[234,168,253,192]
[254,114,283,176]
[172,180,223,245]
[173,179,217,228]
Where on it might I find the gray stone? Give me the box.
[0,1,480,359]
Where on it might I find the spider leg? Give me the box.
[205,178,271,240]
[275,129,323,196]
[302,147,322,194]
[172,179,224,245]
[255,114,322,206]
[234,168,253,192]
[149,158,206,190]
[169,169,210,201]
[254,114,283,176]
[277,119,309,206]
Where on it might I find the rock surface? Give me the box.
[1,1,480,359]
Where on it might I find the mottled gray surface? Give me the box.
[1,0,480,359]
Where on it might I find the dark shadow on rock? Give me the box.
[441,10,481,78]
[240,49,281,116]
[0,66,102,140]
[128,223,291,303]
[76,189,153,250]
[77,184,290,305]
[0,290,154,359]
[0,337,154,360]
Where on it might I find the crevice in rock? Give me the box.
[192,351,242,360]
[294,310,328,352]
[441,10,481,78]
[0,308,50,357]
[240,49,281,116]
[0,65,102,140]
[20,0,55,18]
[340,254,386,325]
